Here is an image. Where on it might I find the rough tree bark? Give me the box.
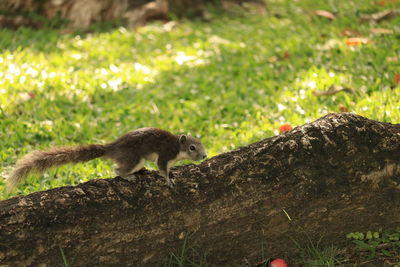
[1,113,399,266]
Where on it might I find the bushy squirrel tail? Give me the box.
[6,144,106,191]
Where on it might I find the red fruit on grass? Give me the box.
[283,51,290,59]
[279,124,293,133]
[270,258,288,267]
[395,74,400,85]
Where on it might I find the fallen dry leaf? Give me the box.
[375,0,397,6]
[345,37,370,46]
[283,51,290,59]
[267,56,278,63]
[338,104,349,113]
[221,0,240,10]
[370,28,393,34]
[314,10,336,20]
[386,56,398,62]
[375,0,385,5]
[360,9,400,23]
[59,28,74,35]
[313,85,354,96]
[341,28,363,37]
[27,92,36,99]
[19,92,36,103]
[242,1,267,15]
[395,74,400,85]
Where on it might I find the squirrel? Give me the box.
[6,127,207,190]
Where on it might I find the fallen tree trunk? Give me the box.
[1,113,399,266]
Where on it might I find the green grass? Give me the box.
[156,236,208,267]
[0,0,399,198]
[59,246,69,267]
[289,233,341,266]
[347,229,400,265]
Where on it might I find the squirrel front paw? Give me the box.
[165,178,175,188]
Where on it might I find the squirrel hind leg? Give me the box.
[116,158,145,181]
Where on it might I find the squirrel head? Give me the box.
[179,135,207,161]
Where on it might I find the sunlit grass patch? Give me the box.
[0,0,399,198]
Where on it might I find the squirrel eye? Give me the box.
[189,145,196,151]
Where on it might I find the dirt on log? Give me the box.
[1,113,400,266]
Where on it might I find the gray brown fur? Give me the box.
[7,128,206,190]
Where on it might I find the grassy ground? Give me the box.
[0,0,399,265]
[1,0,398,198]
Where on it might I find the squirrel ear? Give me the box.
[179,135,187,144]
